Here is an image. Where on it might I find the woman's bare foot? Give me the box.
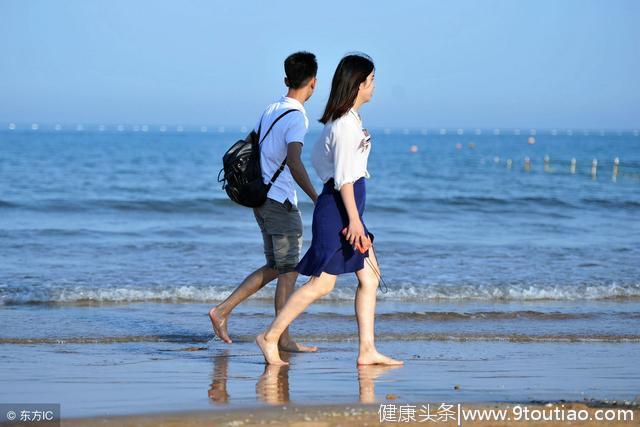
[278,340,318,353]
[256,333,289,366]
[209,307,232,344]
[357,349,404,366]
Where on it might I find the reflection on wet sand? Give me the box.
[208,351,404,405]
[358,365,404,403]
[256,363,291,404]
[208,351,230,404]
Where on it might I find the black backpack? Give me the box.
[217,109,298,207]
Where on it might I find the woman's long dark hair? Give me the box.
[319,53,374,124]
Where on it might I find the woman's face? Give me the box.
[359,71,375,103]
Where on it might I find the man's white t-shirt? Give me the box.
[254,96,309,206]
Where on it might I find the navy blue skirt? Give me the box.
[295,177,374,277]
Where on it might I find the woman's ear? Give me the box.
[284,77,290,88]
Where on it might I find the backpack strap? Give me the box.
[266,157,288,189]
[256,109,302,189]
[258,109,298,145]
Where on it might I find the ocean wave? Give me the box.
[394,195,579,209]
[0,197,234,213]
[0,200,19,208]
[581,198,640,209]
[2,282,639,305]
[2,195,637,215]
[234,310,614,320]
[2,332,638,345]
[317,310,601,321]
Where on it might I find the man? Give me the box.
[209,51,319,352]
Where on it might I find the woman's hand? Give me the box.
[338,182,369,251]
[345,217,367,249]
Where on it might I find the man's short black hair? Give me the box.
[284,51,318,89]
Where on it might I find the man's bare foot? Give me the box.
[278,340,318,353]
[209,307,232,344]
[256,333,288,366]
[357,349,404,366]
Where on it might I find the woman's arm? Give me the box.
[333,120,368,248]
[339,183,366,248]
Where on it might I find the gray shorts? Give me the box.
[253,198,303,274]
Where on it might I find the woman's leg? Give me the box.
[257,272,338,365]
[355,248,403,365]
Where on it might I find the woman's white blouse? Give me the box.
[311,109,371,191]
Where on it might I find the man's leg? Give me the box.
[209,206,278,343]
[209,264,278,343]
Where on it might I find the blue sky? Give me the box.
[1,0,638,129]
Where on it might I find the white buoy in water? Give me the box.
[544,155,550,172]
[410,145,418,153]
[527,136,536,145]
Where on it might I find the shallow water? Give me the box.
[1,130,639,306]
[1,128,639,416]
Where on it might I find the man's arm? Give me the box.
[286,142,318,203]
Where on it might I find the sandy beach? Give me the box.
[23,402,637,426]
[1,300,639,425]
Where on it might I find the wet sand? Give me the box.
[2,332,639,422]
[45,402,640,426]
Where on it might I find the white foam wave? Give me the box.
[2,282,639,305]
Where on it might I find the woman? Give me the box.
[256,53,403,366]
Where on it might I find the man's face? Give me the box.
[305,76,317,100]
